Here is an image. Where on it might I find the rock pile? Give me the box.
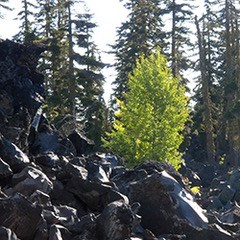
[0,39,239,240]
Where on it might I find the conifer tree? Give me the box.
[39,0,71,124]
[195,15,216,162]
[189,1,225,162]
[189,0,240,165]
[0,0,11,18]
[221,0,240,165]
[34,1,107,147]
[104,49,189,169]
[72,11,107,148]
[14,0,37,43]
[161,0,195,81]
[111,0,165,104]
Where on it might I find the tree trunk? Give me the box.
[171,0,178,77]
[67,1,76,124]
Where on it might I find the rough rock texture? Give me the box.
[0,39,239,240]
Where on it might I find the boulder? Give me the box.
[0,158,12,179]
[0,39,46,149]
[0,134,30,172]
[49,224,73,240]
[8,166,53,197]
[128,171,208,236]
[0,193,42,240]
[96,200,139,240]
[68,130,95,155]
[0,226,18,240]
[66,176,128,212]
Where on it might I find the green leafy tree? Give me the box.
[104,49,189,169]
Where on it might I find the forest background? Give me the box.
[0,0,240,168]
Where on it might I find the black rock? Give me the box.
[68,130,95,155]
[0,193,42,240]
[0,158,12,179]
[0,134,30,172]
[0,226,18,240]
[96,200,138,240]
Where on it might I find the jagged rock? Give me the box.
[0,40,46,149]
[29,113,77,157]
[103,153,121,168]
[96,200,139,240]
[49,224,73,240]
[210,196,224,210]
[0,134,30,172]
[49,180,83,213]
[182,223,237,240]
[30,124,63,155]
[86,161,110,183]
[49,224,63,240]
[66,176,128,212]
[0,193,42,240]
[218,185,236,205]
[112,168,148,196]
[54,205,80,228]
[6,166,53,197]
[29,190,51,206]
[128,171,208,236]
[33,217,48,240]
[219,204,240,224]
[0,158,12,179]
[65,162,88,179]
[158,234,186,240]
[0,226,18,240]
[35,152,60,168]
[68,130,95,155]
[69,213,96,235]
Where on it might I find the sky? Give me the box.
[0,0,129,103]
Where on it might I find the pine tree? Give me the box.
[41,0,71,124]
[111,0,165,104]
[195,15,216,162]
[104,49,189,169]
[35,0,56,38]
[35,1,107,147]
[72,11,107,148]
[161,0,195,81]
[221,0,240,165]
[189,1,224,162]
[14,0,37,43]
[190,0,240,165]
[0,0,11,18]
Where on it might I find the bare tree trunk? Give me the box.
[171,0,178,77]
[67,1,76,125]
